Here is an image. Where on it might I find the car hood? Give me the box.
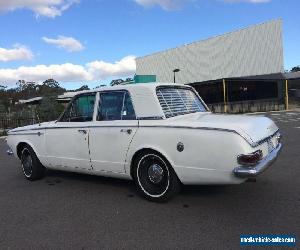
[8,121,56,133]
[168,112,279,146]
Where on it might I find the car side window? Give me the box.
[97,91,136,121]
[60,94,96,122]
[122,92,136,120]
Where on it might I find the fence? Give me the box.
[0,117,36,130]
[208,99,285,113]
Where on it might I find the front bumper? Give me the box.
[233,143,282,178]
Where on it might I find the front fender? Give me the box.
[6,133,46,162]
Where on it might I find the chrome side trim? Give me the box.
[141,125,235,131]
[8,126,138,133]
[139,125,253,145]
[7,124,277,148]
[7,125,252,145]
[137,116,163,120]
[233,143,282,178]
[8,132,44,136]
[7,125,236,133]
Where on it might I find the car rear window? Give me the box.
[156,87,206,118]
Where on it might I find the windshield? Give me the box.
[156,86,207,118]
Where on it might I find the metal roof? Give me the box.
[136,19,284,84]
[284,71,300,80]
[17,97,43,104]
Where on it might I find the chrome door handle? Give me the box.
[78,129,87,134]
[120,129,132,135]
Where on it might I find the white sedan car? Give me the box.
[6,83,282,202]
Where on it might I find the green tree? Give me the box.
[42,78,60,88]
[38,79,65,96]
[0,85,9,114]
[0,103,6,114]
[291,66,300,72]
[15,80,38,99]
[94,84,106,89]
[37,95,65,122]
[110,79,124,86]
[75,85,90,91]
[110,78,134,86]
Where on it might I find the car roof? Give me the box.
[74,82,189,95]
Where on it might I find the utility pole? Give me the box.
[285,79,289,110]
[223,79,227,113]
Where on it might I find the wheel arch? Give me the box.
[129,147,178,181]
[16,141,36,159]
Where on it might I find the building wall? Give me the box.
[136,20,284,84]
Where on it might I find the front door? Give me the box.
[89,91,138,173]
[45,93,96,170]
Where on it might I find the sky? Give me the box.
[0,0,299,90]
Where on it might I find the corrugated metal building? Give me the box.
[136,19,288,113]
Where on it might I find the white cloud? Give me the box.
[0,56,136,85]
[87,56,137,79]
[134,0,187,10]
[0,0,79,18]
[42,36,84,52]
[0,44,33,62]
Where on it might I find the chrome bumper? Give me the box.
[233,143,282,178]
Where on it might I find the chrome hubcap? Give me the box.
[148,164,164,184]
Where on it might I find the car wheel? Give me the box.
[133,151,180,202]
[20,145,45,181]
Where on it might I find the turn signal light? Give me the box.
[237,150,263,166]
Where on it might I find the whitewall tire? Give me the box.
[133,151,180,202]
[20,145,45,181]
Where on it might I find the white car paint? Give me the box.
[6,83,281,185]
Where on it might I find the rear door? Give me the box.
[89,90,138,173]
